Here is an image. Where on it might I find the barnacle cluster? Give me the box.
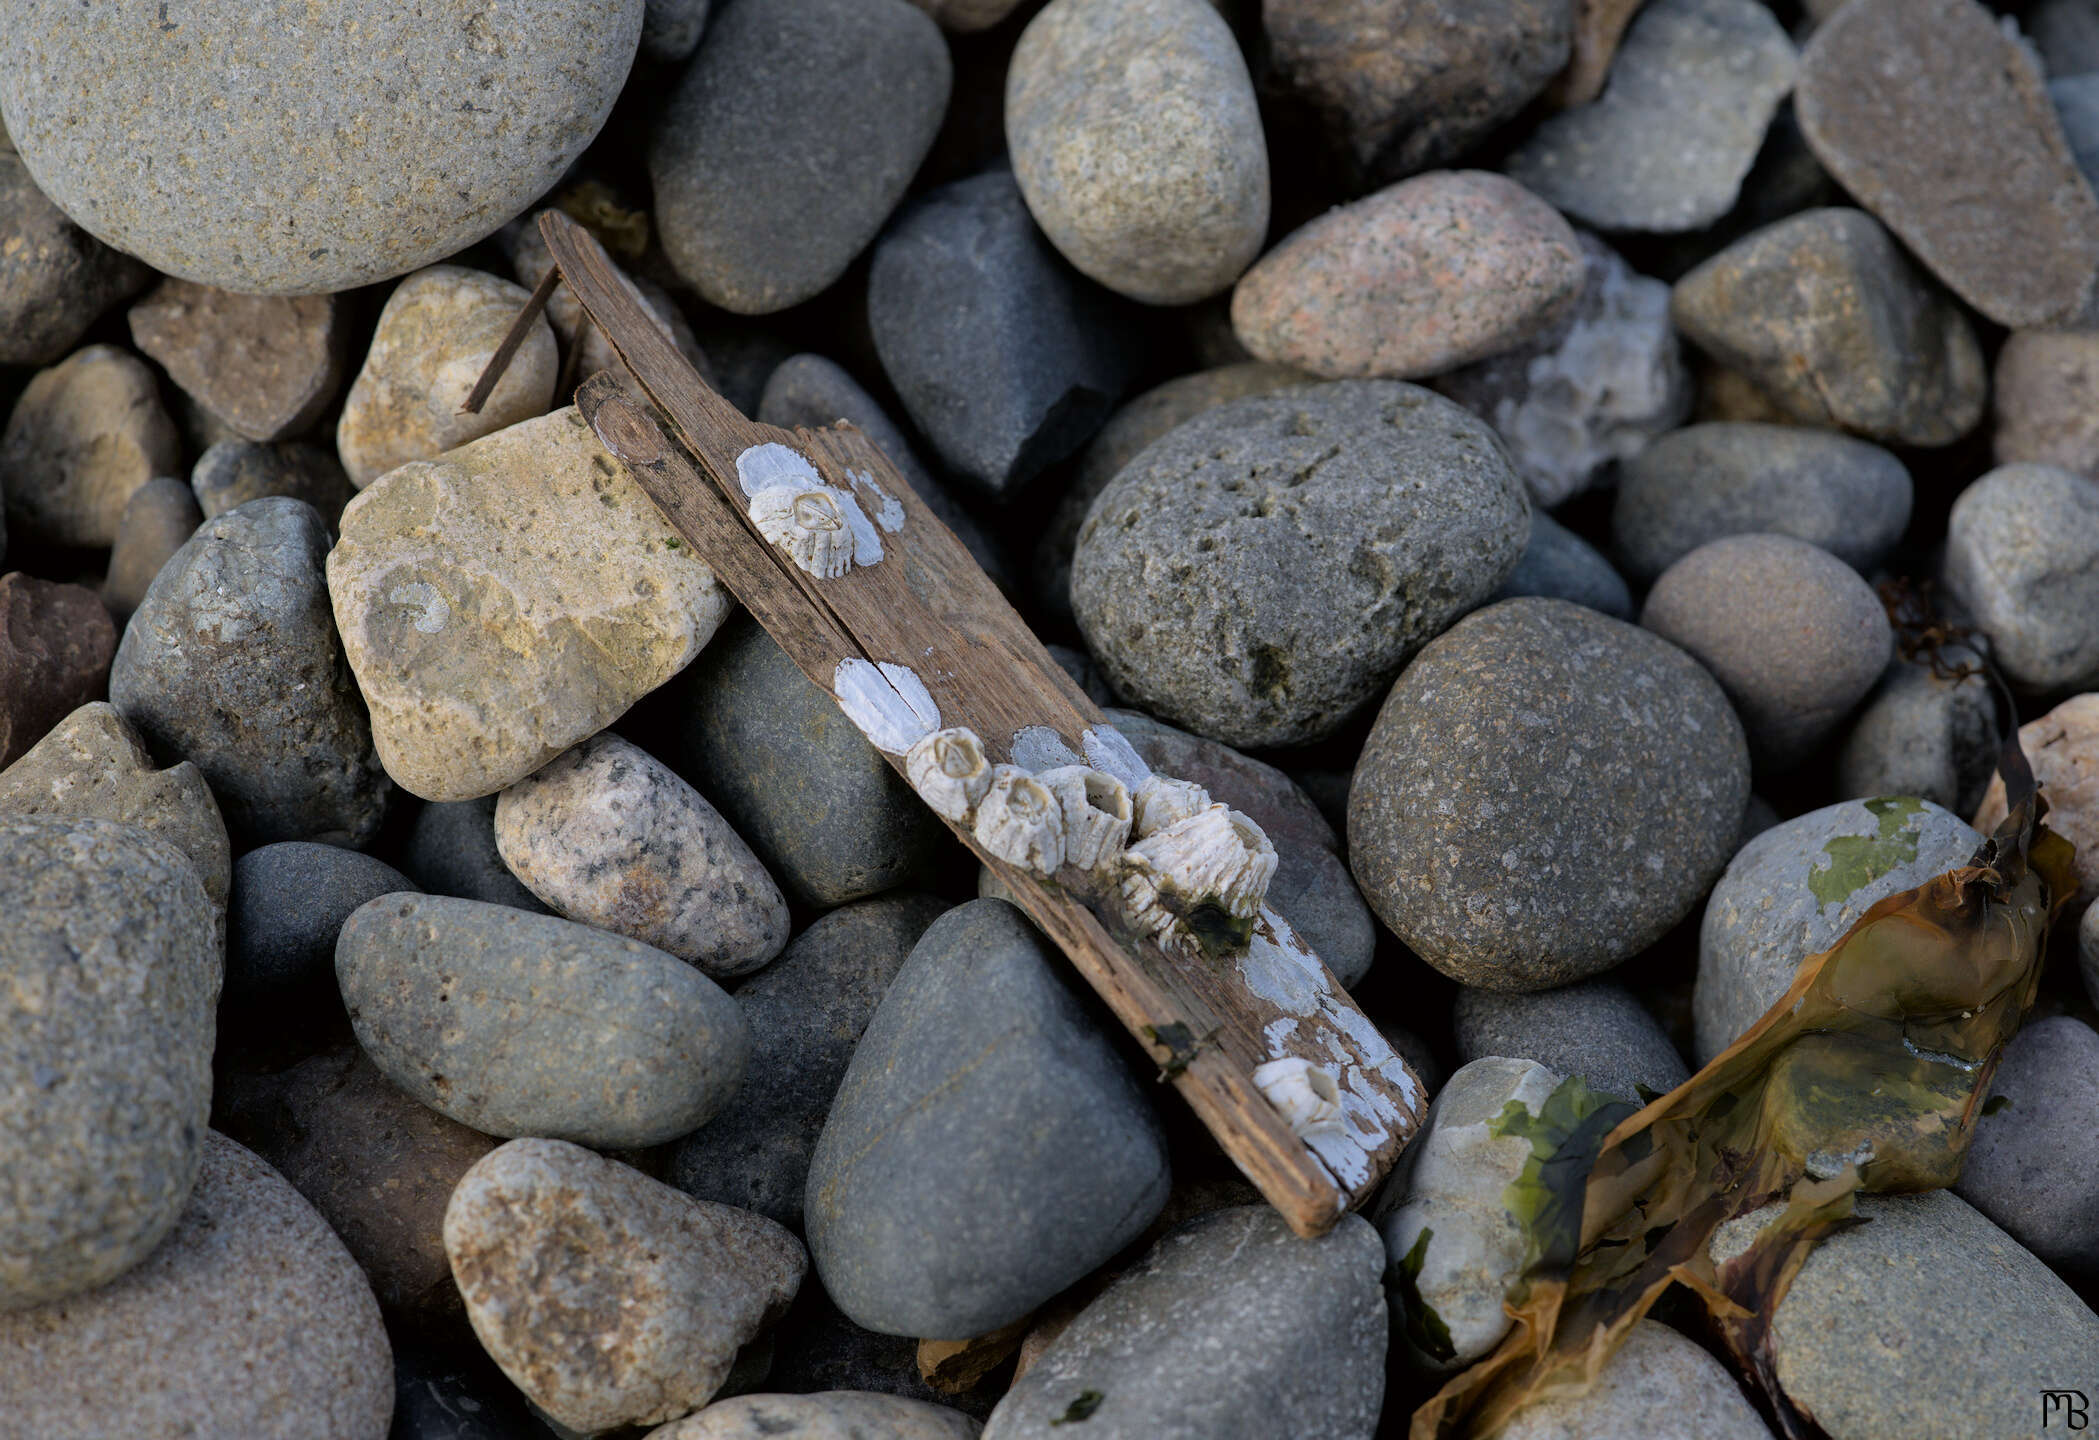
[749,484,854,578]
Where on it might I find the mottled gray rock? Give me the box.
[1942,462,2099,693]
[1453,982,1688,1104]
[1263,0,1571,187]
[651,1392,982,1439]
[227,843,417,1008]
[1,343,181,547]
[128,281,346,443]
[643,0,711,60]
[1709,1191,2099,1440]
[670,613,947,907]
[191,439,355,528]
[1350,599,1749,990]
[1994,326,2099,482]
[1507,0,1797,233]
[1498,1320,1775,1440]
[650,0,950,314]
[1434,230,1689,509]
[1073,381,1530,748]
[869,169,1143,498]
[445,1139,805,1434]
[1835,647,2000,818]
[404,795,551,913]
[0,817,219,1310]
[0,574,115,771]
[1954,1015,2099,1279]
[1231,171,1583,380]
[103,476,203,621]
[0,0,642,294]
[1613,423,1912,584]
[1641,534,1892,771]
[1671,208,1985,448]
[1489,510,1633,620]
[1007,0,1267,304]
[337,893,750,1147]
[1797,0,2099,330]
[984,1207,1385,1440]
[111,497,392,848]
[0,1131,393,1439]
[0,150,150,368]
[1694,797,1979,1062]
[496,733,788,979]
[669,893,950,1229]
[807,899,1169,1339]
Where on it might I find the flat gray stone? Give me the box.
[1453,981,1688,1103]
[1,343,181,548]
[191,440,354,529]
[1349,599,1749,991]
[1942,462,2099,693]
[1994,325,2099,482]
[227,842,417,1009]
[806,899,1169,1339]
[1835,645,2000,818]
[338,893,750,1148]
[1489,510,1633,621]
[1956,1015,2099,1280]
[403,795,550,914]
[0,150,150,368]
[1498,1321,1774,1440]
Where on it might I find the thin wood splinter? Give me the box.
[459,263,563,416]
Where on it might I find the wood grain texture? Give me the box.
[545,211,1422,1234]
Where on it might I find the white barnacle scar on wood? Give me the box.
[833,658,940,754]
[737,441,890,576]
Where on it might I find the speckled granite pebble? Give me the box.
[1,343,181,547]
[128,280,346,443]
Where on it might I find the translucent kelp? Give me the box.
[1413,713,2078,1439]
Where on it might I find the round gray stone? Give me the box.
[191,440,355,530]
[649,0,950,314]
[403,795,551,914]
[0,0,642,294]
[1993,325,2099,482]
[1835,646,2001,818]
[806,899,1169,1339]
[0,150,150,368]
[1641,534,1892,772]
[642,0,712,61]
[1348,598,1749,991]
[1694,796,1980,1063]
[1942,461,2099,694]
[1498,1321,1775,1440]
[1489,510,1633,621]
[1612,423,1913,585]
[227,842,418,1008]
[1452,980,1689,1104]
[337,893,751,1148]
[1954,1014,2099,1280]
[1072,380,1530,748]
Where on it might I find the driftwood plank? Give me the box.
[541,211,1423,1234]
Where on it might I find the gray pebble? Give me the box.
[1072,380,1530,748]
[1490,510,1633,621]
[227,842,418,1008]
[0,150,150,368]
[806,899,1169,1339]
[869,169,1144,499]
[1499,1321,1775,1440]
[651,1392,982,1439]
[650,0,950,313]
[1613,423,1912,585]
[103,476,203,623]
[110,497,392,848]
[1993,326,2099,482]
[191,439,355,529]
[1453,981,1688,1104]
[1349,599,1749,991]
[337,893,750,1148]
[1956,1015,2099,1280]
[127,281,347,444]
[1942,462,2099,693]
[404,795,551,913]
[1641,534,1892,772]
[986,1207,1385,1440]
[643,0,712,61]
[0,817,219,1310]
[1835,645,2000,818]
[1,343,182,548]
[2084,903,2099,1010]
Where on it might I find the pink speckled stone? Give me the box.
[1230,170,1583,380]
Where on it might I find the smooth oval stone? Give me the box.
[1499,1320,1775,1440]
[403,794,551,913]
[1489,510,1633,621]
[191,439,355,528]
[1007,0,1267,305]
[1671,208,1985,448]
[983,1207,1385,1440]
[806,899,1169,1339]
[1349,599,1749,991]
[1993,327,2099,481]
[669,613,947,907]
[1797,0,2099,330]
[0,573,115,770]
[1835,646,2000,818]
[650,1392,982,1439]
[1613,423,1912,584]
[0,816,219,1309]
[336,266,558,489]
[1709,1191,2099,1440]
[1942,462,2099,694]
[1263,0,1570,187]
[669,893,952,1229]
[227,842,418,1007]
[0,150,150,367]
[0,0,641,294]
[1453,981,1689,1104]
[1072,380,1530,748]
[214,1041,495,1331]
[337,893,751,1148]
[868,168,1144,499]
[1641,534,1892,772]
[111,497,392,848]
[650,0,950,314]
[327,406,730,802]
[1,343,181,547]
[496,733,789,979]
[1230,170,1583,380]
[1694,797,1980,1063]
[445,1138,806,1435]
[0,1131,392,1438]
[1972,695,2099,916]
[128,280,347,443]
[1505,0,1797,233]
[104,475,203,621]
[1955,1015,2099,1279]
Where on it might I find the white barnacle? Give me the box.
[1118,804,1280,951]
[1132,773,1211,837]
[749,484,856,578]
[735,441,822,498]
[906,727,992,822]
[1252,1057,1347,1139]
[972,764,1066,876]
[1037,765,1132,870]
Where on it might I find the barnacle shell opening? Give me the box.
[750,484,855,578]
[1252,1056,1347,1137]
[973,764,1066,876]
[1039,764,1133,870]
[906,726,992,822]
[1133,773,1211,837]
